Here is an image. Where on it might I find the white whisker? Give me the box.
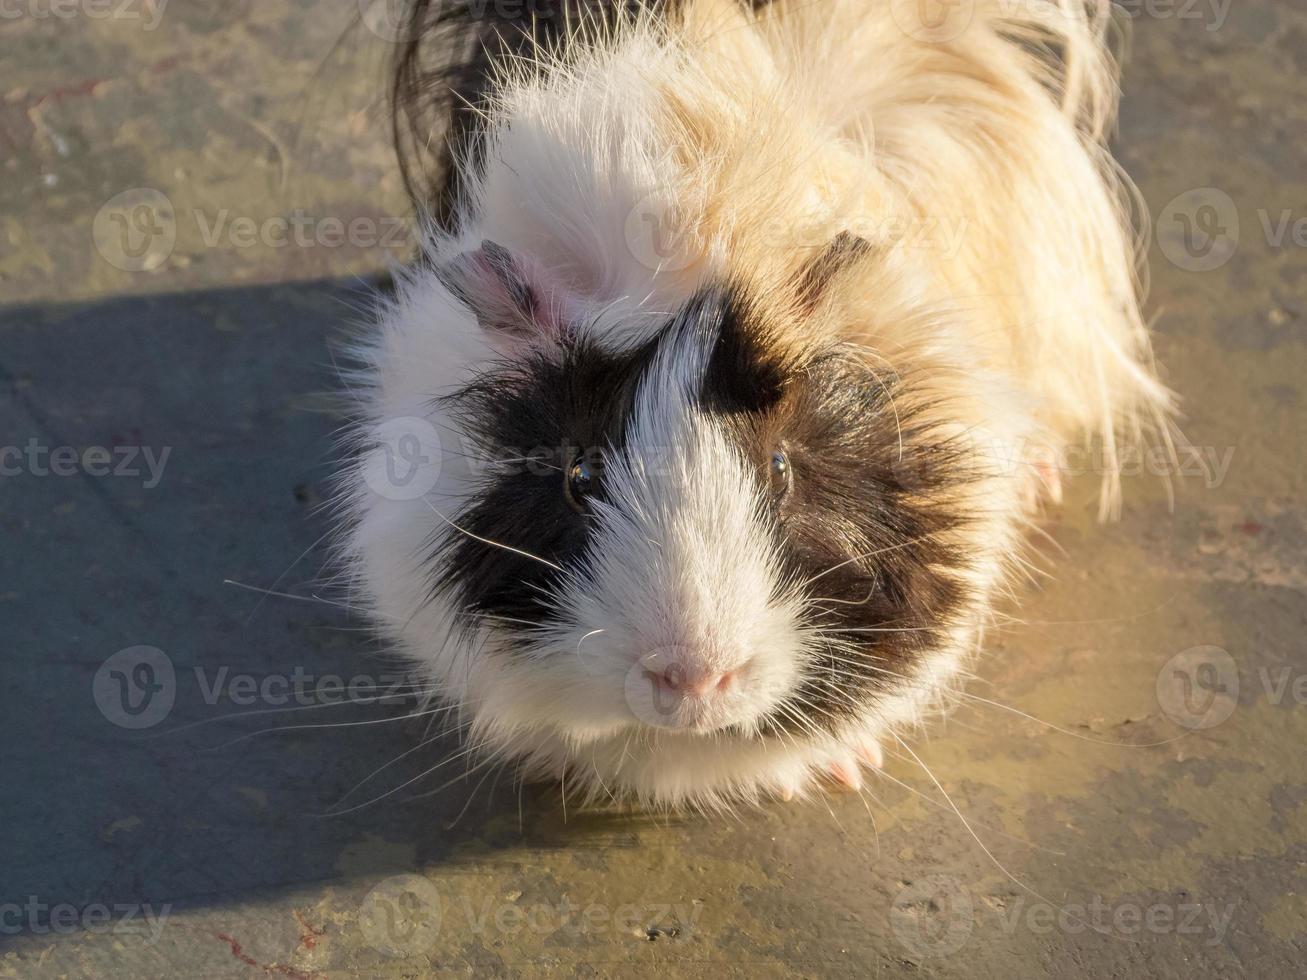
[422,497,563,572]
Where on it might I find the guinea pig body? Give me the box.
[336,0,1173,809]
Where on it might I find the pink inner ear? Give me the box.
[439,240,576,344]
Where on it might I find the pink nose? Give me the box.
[646,665,736,698]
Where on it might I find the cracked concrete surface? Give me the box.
[1,2,1304,977]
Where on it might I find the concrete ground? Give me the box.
[2,2,1304,977]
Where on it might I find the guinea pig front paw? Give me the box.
[827,757,863,793]
[772,737,884,800]
[854,738,884,770]
[825,737,883,793]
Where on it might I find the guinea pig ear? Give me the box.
[794,231,875,313]
[436,240,576,345]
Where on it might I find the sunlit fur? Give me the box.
[335,0,1175,810]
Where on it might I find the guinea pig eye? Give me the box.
[565,453,601,512]
[769,449,791,496]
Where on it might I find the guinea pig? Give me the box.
[334,0,1175,809]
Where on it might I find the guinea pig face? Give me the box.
[425,245,980,749]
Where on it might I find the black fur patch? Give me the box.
[696,287,792,416]
[722,352,978,736]
[682,288,978,736]
[433,335,660,626]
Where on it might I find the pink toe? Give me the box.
[856,740,883,769]
[829,761,862,792]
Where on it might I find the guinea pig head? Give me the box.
[424,239,986,749]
